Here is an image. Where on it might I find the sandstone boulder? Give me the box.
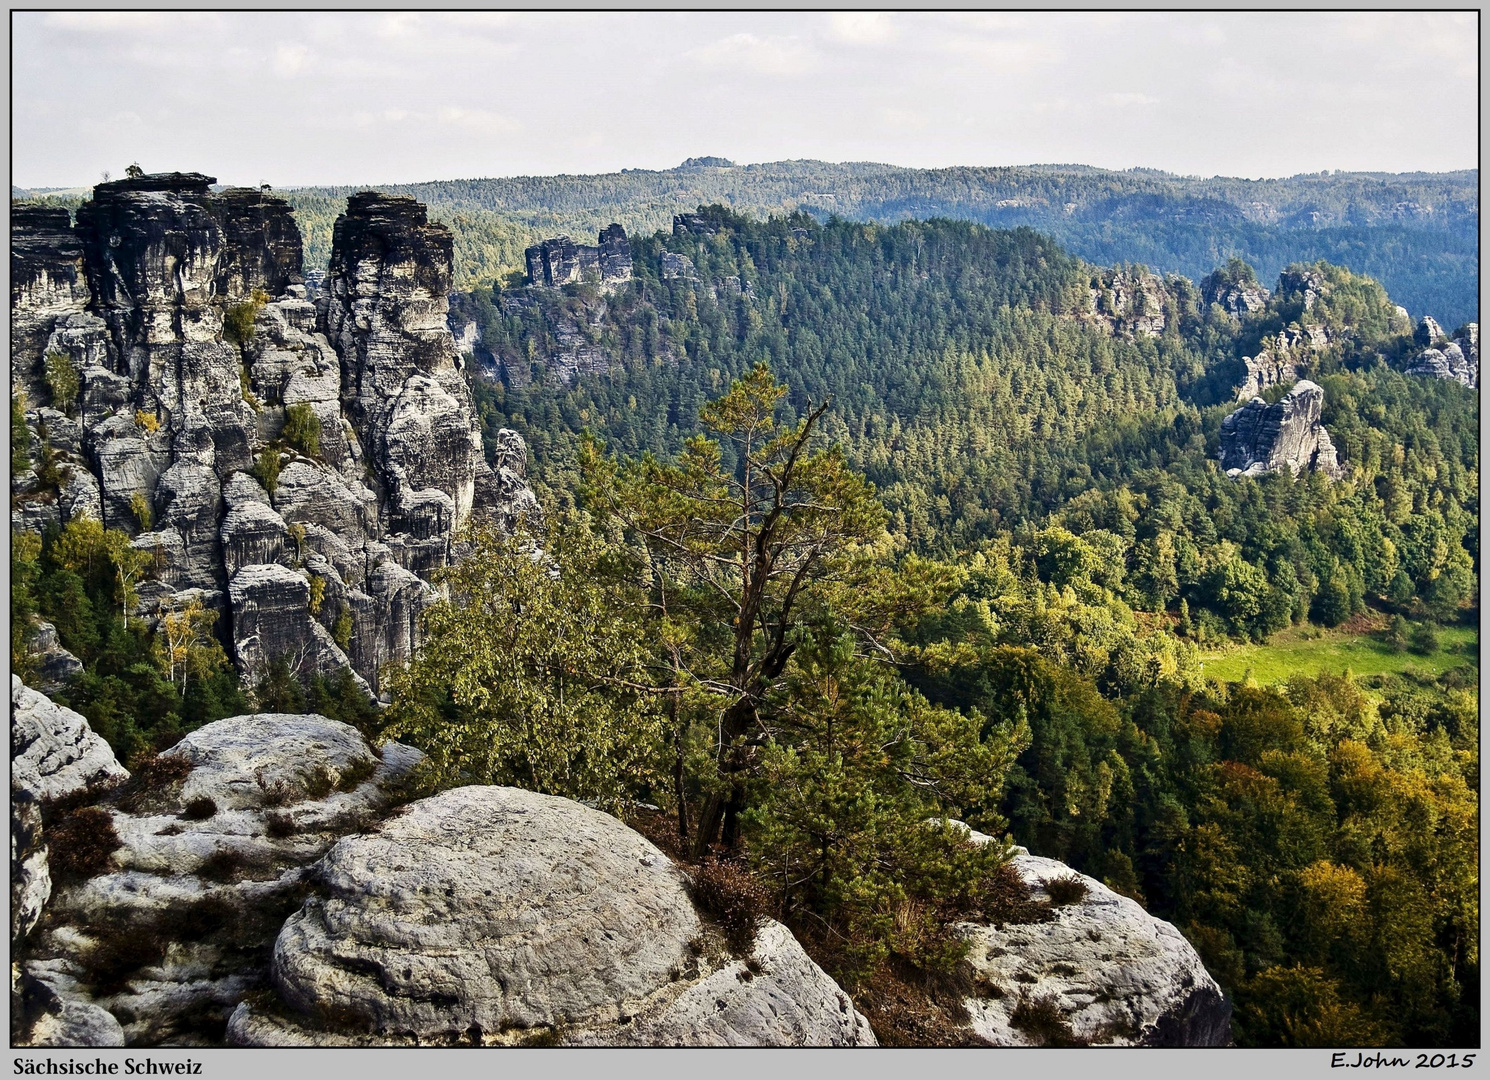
[20,709,421,1047]
[949,825,1230,1047]
[232,786,875,1047]
[11,675,129,805]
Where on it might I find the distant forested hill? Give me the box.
[282,161,1477,327]
[15,160,1477,326]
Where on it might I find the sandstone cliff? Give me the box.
[1076,266,1186,339]
[10,175,536,698]
[1405,317,1478,388]
[1219,380,1343,480]
[524,224,632,288]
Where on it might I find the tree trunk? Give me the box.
[691,792,725,858]
[672,700,689,850]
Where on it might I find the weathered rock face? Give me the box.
[942,824,1230,1047]
[11,176,536,699]
[1219,380,1342,480]
[11,675,130,806]
[524,224,632,288]
[1200,268,1269,318]
[1276,266,1325,313]
[1235,322,1331,400]
[962,849,1230,1046]
[11,205,90,403]
[1406,321,1478,388]
[23,620,86,697]
[321,192,534,567]
[10,674,130,953]
[229,786,875,1047]
[1080,267,1182,339]
[14,705,422,1047]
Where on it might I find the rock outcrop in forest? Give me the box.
[523,224,632,288]
[10,175,536,698]
[1405,316,1478,388]
[1218,380,1343,480]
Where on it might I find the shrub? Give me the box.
[303,764,336,800]
[282,403,320,457]
[332,609,354,651]
[335,756,378,793]
[239,369,262,410]
[134,410,160,434]
[45,806,121,882]
[265,811,296,838]
[130,490,153,532]
[43,351,80,416]
[1044,873,1090,907]
[690,858,771,955]
[181,796,217,821]
[1384,615,1410,653]
[251,450,281,496]
[308,574,326,615]
[1009,991,1086,1047]
[115,753,194,813]
[224,290,269,346]
[12,392,32,475]
[1409,621,1440,655]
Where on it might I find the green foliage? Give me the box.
[12,392,32,475]
[282,403,321,458]
[43,351,80,416]
[475,212,1476,650]
[382,520,665,812]
[913,655,1478,1047]
[129,490,153,532]
[742,627,1026,986]
[251,450,282,496]
[331,608,353,651]
[15,518,246,762]
[582,361,928,852]
[223,289,270,346]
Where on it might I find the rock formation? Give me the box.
[232,785,876,1047]
[1219,380,1343,480]
[10,175,537,698]
[673,212,721,236]
[11,684,874,1048]
[524,224,632,288]
[1200,266,1269,319]
[660,251,698,281]
[1080,267,1180,339]
[1405,319,1478,388]
[947,823,1230,1046]
[1234,322,1332,400]
[12,699,423,1046]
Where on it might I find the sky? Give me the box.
[10,11,1479,190]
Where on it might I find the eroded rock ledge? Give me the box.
[10,174,537,700]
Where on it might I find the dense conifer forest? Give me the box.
[442,207,1478,1045]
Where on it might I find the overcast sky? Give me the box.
[11,11,1479,190]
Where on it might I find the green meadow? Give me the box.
[1200,622,1479,687]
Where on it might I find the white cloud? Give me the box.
[437,107,520,135]
[273,44,309,78]
[10,11,1478,187]
[686,32,816,77]
[827,13,896,45]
